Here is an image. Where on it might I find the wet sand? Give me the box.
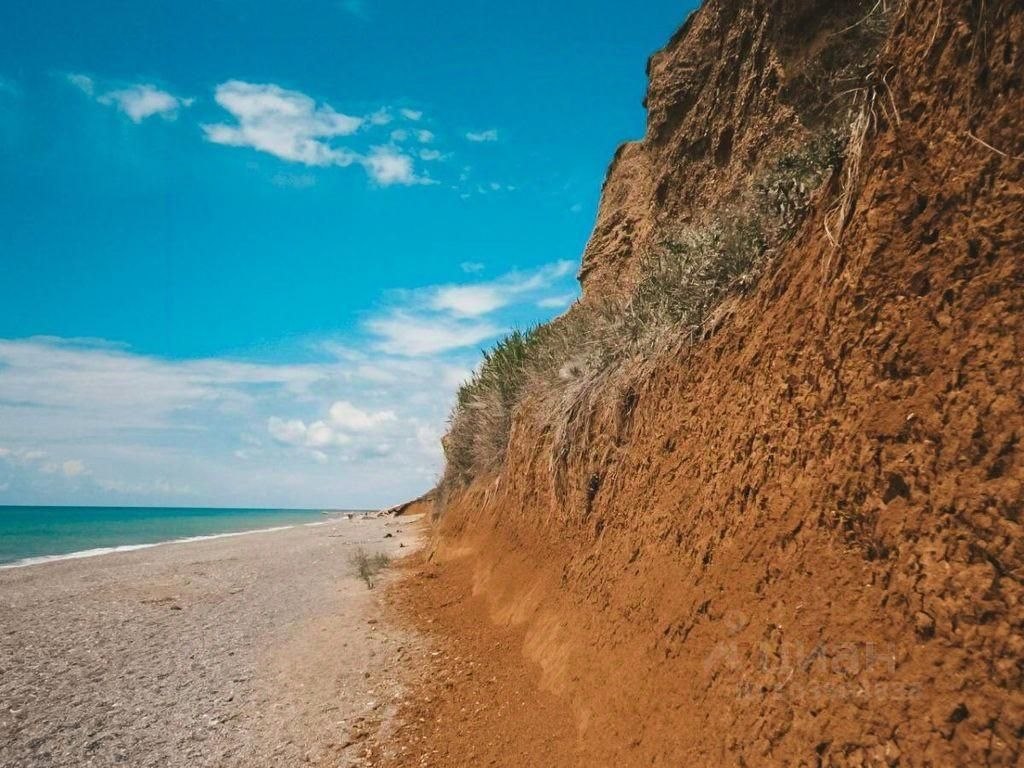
[0,514,422,767]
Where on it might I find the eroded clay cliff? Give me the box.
[383,0,1024,765]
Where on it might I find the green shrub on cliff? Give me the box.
[443,329,540,485]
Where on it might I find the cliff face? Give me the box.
[391,0,1024,765]
[580,0,889,300]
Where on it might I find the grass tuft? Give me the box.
[350,548,390,589]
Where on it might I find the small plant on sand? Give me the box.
[350,548,390,589]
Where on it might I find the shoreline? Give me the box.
[0,517,348,570]
[0,512,423,767]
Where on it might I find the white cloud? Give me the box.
[362,146,425,186]
[0,447,47,465]
[203,80,363,166]
[306,420,339,446]
[430,285,507,317]
[98,84,192,123]
[367,108,392,125]
[460,261,485,274]
[0,338,328,436]
[367,313,500,356]
[466,129,498,143]
[364,260,576,356]
[328,400,397,430]
[419,148,442,161]
[0,255,581,505]
[416,129,434,143]
[266,400,405,467]
[268,416,352,449]
[203,82,437,186]
[0,336,463,507]
[400,108,423,121]
[428,260,574,316]
[267,417,312,446]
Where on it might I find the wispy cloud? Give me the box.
[364,260,577,355]
[66,73,95,96]
[430,285,508,317]
[0,259,579,505]
[400,108,423,121]
[68,74,192,123]
[0,447,88,481]
[328,400,397,430]
[99,84,193,123]
[0,336,462,506]
[466,128,498,143]
[366,313,500,356]
[367,107,392,126]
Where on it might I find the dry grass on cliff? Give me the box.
[440,138,844,493]
[439,218,766,492]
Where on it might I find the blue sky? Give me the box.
[0,0,694,508]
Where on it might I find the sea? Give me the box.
[0,506,363,568]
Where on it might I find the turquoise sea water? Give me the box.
[0,506,357,567]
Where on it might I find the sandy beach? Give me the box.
[0,514,421,767]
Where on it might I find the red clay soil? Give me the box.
[373,552,582,767]
[374,0,1023,765]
